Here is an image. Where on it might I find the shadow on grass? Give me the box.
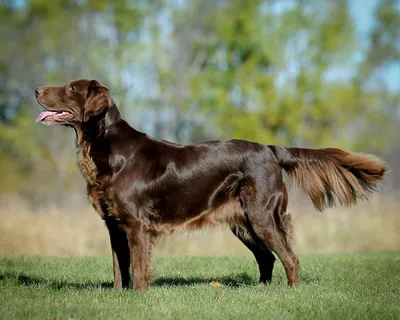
[0,272,114,290]
[152,272,255,287]
[0,271,257,290]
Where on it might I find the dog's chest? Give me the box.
[76,139,117,220]
[77,140,98,185]
[87,185,108,219]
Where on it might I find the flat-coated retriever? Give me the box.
[35,79,387,291]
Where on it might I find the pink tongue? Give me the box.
[36,111,58,123]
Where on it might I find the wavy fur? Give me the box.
[271,146,387,211]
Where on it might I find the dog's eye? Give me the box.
[69,85,76,92]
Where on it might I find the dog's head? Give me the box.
[35,79,113,125]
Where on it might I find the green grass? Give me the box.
[0,253,399,319]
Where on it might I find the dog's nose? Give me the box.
[35,87,42,98]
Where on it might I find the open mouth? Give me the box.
[35,110,74,124]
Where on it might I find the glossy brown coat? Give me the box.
[35,79,387,291]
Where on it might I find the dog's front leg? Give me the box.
[106,219,131,289]
[126,220,151,291]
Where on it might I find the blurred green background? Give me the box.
[0,0,399,256]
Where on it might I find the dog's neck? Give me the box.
[73,105,121,186]
[73,104,121,143]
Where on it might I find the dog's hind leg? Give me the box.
[231,225,276,283]
[240,173,299,286]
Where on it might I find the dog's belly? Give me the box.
[148,197,246,237]
[180,197,245,229]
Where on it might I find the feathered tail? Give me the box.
[270,146,387,211]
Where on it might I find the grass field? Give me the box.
[0,252,399,319]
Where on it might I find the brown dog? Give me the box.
[35,79,386,291]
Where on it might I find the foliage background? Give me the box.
[0,0,399,255]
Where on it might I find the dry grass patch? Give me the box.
[0,194,398,256]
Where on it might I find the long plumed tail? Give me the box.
[269,146,387,211]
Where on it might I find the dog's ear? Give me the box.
[83,80,113,122]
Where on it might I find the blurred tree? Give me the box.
[183,0,360,148]
[142,0,222,143]
[352,0,400,153]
